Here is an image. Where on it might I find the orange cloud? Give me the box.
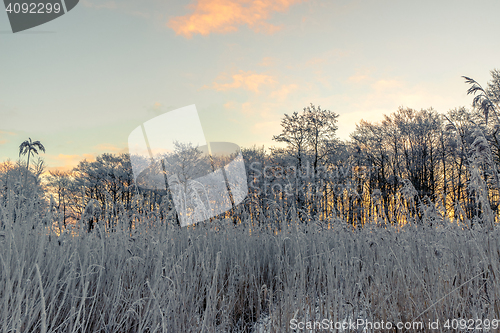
[223,100,284,134]
[45,144,127,172]
[46,153,96,172]
[224,101,254,114]
[0,130,16,146]
[168,0,304,38]
[371,79,403,91]
[208,70,276,93]
[348,73,370,83]
[258,57,275,67]
[269,83,298,101]
[95,143,128,154]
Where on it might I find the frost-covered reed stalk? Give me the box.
[1,202,500,332]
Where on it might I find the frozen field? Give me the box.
[1,207,499,332]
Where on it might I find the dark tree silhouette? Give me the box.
[19,138,46,171]
[19,138,46,188]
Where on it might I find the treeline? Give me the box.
[1,69,500,230]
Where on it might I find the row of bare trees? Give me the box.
[2,69,500,230]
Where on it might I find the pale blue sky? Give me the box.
[1,0,499,170]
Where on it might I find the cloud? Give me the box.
[333,75,469,140]
[208,70,276,93]
[146,102,166,115]
[345,69,403,91]
[258,57,275,67]
[348,73,370,83]
[94,143,128,154]
[223,100,284,136]
[253,119,282,134]
[345,68,376,85]
[301,49,350,68]
[225,101,254,115]
[168,0,304,38]
[0,130,16,146]
[269,83,298,101]
[371,79,403,92]
[208,70,300,100]
[46,153,96,172]
[45,143,126,172]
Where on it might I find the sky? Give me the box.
[1,0,500,171]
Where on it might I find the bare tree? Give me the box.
[272,103,340,218]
